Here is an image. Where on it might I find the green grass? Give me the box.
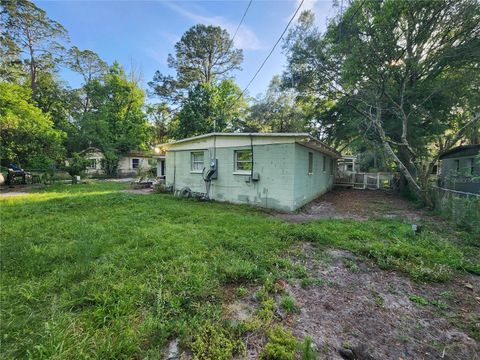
[0,182,291,358]
[1,182,478,358]
[284,219,479,282]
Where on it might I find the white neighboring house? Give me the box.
[82,148,153,176]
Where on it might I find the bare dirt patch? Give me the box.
[275,188,436,223]
[122,188,155,195]
[287,243,480,360]
[0,190,30,197]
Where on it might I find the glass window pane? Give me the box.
[237,151,252,162]
[235,150,252,172]
[191,152,204,171]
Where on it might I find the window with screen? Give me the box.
[235,150,252,173]
[322,155,326,172]
[132,158,140,169]
[191,152,204,172]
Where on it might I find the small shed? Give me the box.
[158,133,341,211]
[438,144,480,194]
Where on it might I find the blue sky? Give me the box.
[36,0,336,99]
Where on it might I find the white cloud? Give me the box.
[144,47,166,64]
[160,31,181,45]
[299,0,318,12]
[291,0,336,30]
[162,1,264,51]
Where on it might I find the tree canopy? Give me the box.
[0,82,65,167]
[283,1,480,201]
[0,0,68,94]
[170,79,246,139]
[149,24,243,104]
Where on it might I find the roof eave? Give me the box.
[156,133,340,157]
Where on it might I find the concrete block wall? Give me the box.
[165,142,336,212]
[293,144,335,209]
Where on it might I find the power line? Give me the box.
[239,0,305,98]
[231,0,253,45]
[160,0,254,127]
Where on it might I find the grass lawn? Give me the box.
[1,182,478,359]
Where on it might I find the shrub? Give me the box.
[63,153,89,183]
[135,165,155,182]
[190,322,245,360]
[261,326,298,360]
[101,151,119,177]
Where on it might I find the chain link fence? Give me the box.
[430,186,480,233]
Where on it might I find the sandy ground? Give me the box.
[122,188,155,195]
[275,187,436,223]
[287,244,479,360]
[221,243,479,360]
[231,189,479,359]
[0,191,30,197]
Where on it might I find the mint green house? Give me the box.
[159,133,341,212]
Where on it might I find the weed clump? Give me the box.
[261,326,298,360]
[283,219,479,282]
[190,322,245,360]
[280,295,298,314]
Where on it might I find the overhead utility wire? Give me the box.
[238,0,305,99]
[231,0,253,45]
[160,0,254,129]
[215,0,253,132]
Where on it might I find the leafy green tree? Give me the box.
[0,0,68,95]
[78,62,150,174]
[149,24,243,103]
[171,80,246,139]
[0,31,24,83]
[146,103,171,145]
[66,46,107,113]
[284,2,480,203]
[246,75,309,133]
[100,151,119,177]
[0,82,65,167]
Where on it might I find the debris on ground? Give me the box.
[287,243,480,359]
[273,188,436,223]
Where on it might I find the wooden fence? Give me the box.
[335,172,395,190]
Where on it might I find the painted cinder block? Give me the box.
[165,136,337,211]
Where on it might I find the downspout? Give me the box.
[213,134,217,163]
[173,151,176,190]
[250,133,254,178]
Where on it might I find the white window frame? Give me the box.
[132,158,140,169]
[234,150,252,174]
[191,152,204,172]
